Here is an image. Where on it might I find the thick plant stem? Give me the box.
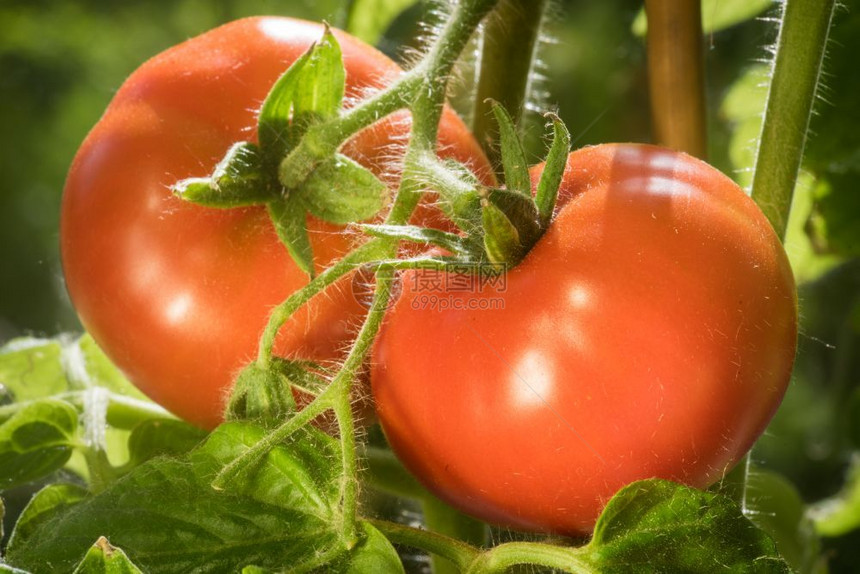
[645,0,707,159]
[471,0,549,169]
[750,0,836,238]
[466,542,592,574]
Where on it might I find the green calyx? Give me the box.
[225,359,330,427]
[378,103,571,268]
[170,27,388,278]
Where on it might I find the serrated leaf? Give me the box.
[293,28,345,131]
[490,101,530,195]
[72,537,144,574]
[581,479,790,573]
[268,198,315,278]
[358,224,469,255]
[258,48,313,158]
[297,154,386,224]
[0,400,78,490]
[632,0,773,36]
[6,422,345,574]
[535,114,570,227]
[345,0,418,45]
[481,199,523,266]
[172,143,279,208]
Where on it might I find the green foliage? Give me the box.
[5,423,346,573]
[581,480,790,573]
[71,538,144,574]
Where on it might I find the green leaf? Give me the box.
[6,422,345,573]
[808,169,860,257]
[345,0,418,45]
[481,199,523,266]
[172,143,279,208]
[268,198,315,278]
[0,400,78,490]
[7,483,88,551]
[296,154,387,224]
[0,338,68,403]
[741,471,826,574]
[258,48,312,158]
[358,224,469,256]
[293,27,345,130]
[810,455,860,537]
[535,113,570,227]
[123,419,207,470]
[71,537,144,574]
[581,479,790,573]
[76,336,149,402]
[632,0,773,36]
[339,522,405,573]
[0,565,29,573]
[490,101,531,195]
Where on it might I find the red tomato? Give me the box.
[371,143,798,535]
[61,17,491,429]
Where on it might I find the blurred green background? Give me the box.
[1,0,859,569]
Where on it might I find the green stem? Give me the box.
[472,0,550,169]
[644,0,707,159]
[466,541,592,574]
[329,269,395,544]
[367,518,480,570]
[750,0,837,238]
[257,239,384,365]
[210,385,337,491]
[387,0,502,225]
[278,74,421,189]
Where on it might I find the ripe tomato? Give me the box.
[61,17,491,429]
[371,143,798,535]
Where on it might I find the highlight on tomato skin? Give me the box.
[59,16,493,430]
[370,143,798,536]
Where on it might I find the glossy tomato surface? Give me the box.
[61,17,491,429]
[371,143,798,535]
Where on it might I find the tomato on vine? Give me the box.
[60,17,491,429]
[371,143,798,535]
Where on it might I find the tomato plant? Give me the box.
[371,143,798,535]
[4,0,854,571]
[59,16,490,429]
